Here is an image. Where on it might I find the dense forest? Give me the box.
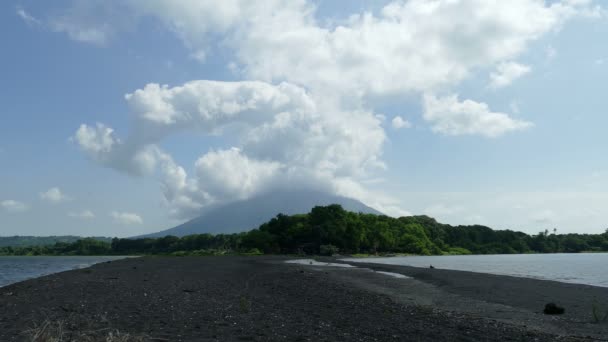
[1,205,607,256]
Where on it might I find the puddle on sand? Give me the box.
[373,270,411,279]
[285,259,357,268]
[285,260,411,280]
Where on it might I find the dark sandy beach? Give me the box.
[0,256,607,341]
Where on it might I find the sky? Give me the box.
[1,0,608,237]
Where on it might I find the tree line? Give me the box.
[0,236,110,247]
[1,205,607,256]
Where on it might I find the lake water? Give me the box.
[344,253,608,288]
[0,256,129,288]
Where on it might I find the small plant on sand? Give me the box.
[25,319,65,342]
[239,296,251,313]
[319,244,339,256]
[592,301,608,323]
[105,329,147,342]
[24,318,149,341]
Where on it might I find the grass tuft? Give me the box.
[592,301,608,323]
[23,318,150,342]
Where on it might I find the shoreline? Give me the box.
[0,255,132,289]
[341,253,608,288]
[320,257,608,338]
[0,256,607,341]
[2,252,606,288]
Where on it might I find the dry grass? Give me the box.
[23,318,151,342]
[592,301,608,323]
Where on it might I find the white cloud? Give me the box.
[391,116,411,129]
[110,211,143,225]
[73,123,153,175]
[489,62,531,89]
[123,80,314,127]
[63,0,600,219]
[68,210,95,219]
[190,50,207,63]
[218,0,590,96]
[47,2,132,46]
[423,94,533,137]
[56,1,597,95]
[1,200,28,213]
[52,24,108,45]
[110,0,596,140]
[16,7,42,26]
[195,148,282,201]
[74,123,118,155]
[40,187,69,203]
[74,80,386,218]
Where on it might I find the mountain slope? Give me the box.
[140,190,383,238]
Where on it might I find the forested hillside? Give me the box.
[1,205,607,256]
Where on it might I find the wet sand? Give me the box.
[0,256,607,341]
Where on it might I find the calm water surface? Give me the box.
[344,253,608,287]
[0,256,129,288]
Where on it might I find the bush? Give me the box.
[319,244,339,256]
[445,247,472,255]
[242,248,263,255]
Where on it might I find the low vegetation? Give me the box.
[592,301,608,323]
[2,205,608,256]
[24,318,147,342]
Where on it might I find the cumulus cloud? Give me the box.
[68,210,95,219]
[214,0,590,96]
[106,0,595,141]
[195,148,282,201]
[391,116,411,129]
[423,94,533,137]
[40,187,69,203]
[73,80,386,218]
[1,200,28,213]
[110,211,143,225]
[63,0,600,219]
[489,62,532,89]
[74,123,118,155]
[55,1,597,94]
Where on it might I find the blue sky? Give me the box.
[1,0,608,237]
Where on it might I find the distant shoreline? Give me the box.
[3,252,608,288]
[0,255,133,289]
[1,256,607,341]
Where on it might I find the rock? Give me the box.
[543,303,565,315]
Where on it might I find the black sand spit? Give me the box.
[1,256,607,341]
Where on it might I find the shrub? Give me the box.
[319,244,339,256]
